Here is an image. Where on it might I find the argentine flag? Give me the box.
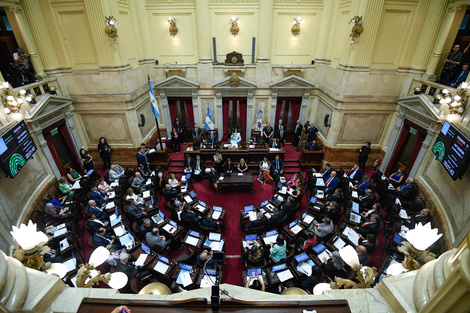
[149,80,159,119]
[205,107,214,130]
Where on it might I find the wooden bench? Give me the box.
[147,147,171,170]
[298,147,325,171]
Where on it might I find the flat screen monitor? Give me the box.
[313,243,326,254]
[245,235,257,241]
[189,190,197,198]
[261,200,269,207]
[169,220,177,228]
[180,263,192,271]
[294,253,309,263]
[213,206,222,212]
[158,255,169,264]
[244,205,254,211]
[393,233,403,245]
[272,264,285,272]
[266,230,277,237]
[141,243,151,254]
[198,200,206,207]
[189,230,200,237]
[209,232,221,241]
[310,196,317,204]
[247,268,262,276]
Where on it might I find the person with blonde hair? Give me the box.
[58,176,74,195]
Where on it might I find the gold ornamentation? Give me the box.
[330,266,378,289]
[230,73,240,87]
[348,16,363,43]
[76,264,112,288]
[230,17,240,38]
[168,17,178,38]
[398,241,437,271]
[105,16,118,40]
[12,244,50,271]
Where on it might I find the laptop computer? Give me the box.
[245,234,257,241]
[180,263,192,271]
[189,230,200,237]
[309,196,317,204]
[294,253,309,263]
[158,255,169,264]
[198,200,207,207]
[266,230,277,237]
[394,233,403,245]
[244,205,254,212]
[213,206,222,212]
[189,190,197,198]
[247,268,262,276]
[261,200,269,207]
[141,243,151,254]
[272,264,285,272]
[312,243,326,254]
[209,232,221,241]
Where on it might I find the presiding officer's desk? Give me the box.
[183,143,285,168]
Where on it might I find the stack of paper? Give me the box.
[210,240,224,251]
[279,186,287,194]
[63,258,77,272]
[114,226,126,237]
[56,223,66,229]
[178,270,193,287]
[333,238,346,250]
[303,215,314,225]
[108,191,115,199]
[399,209,409,219]
[185,236,199,247]
[290,225,303,235]
[143,190,151,199]
[162,224,176,234]
[71,180,81,190]
[106,202,116,209]
[297,262,313,276]
[110,215,122,227]
[59,238,69,251]
[110,181,119,187]
[154,261,169,274]
[212,210,221,220]
[219,176,224,181]
[53,228,67,238]
[146,179,152,186]
[263,235,278,245]
[352,191,358,198]
[342,227,360,245]
[313,173,322,178]
[317,249,331,261]
[248,211,257,221]
[135,254,148,267]
[200,275,215,288]
[184,195,193,203]
[195,204,206,213]
[277,269,293,282]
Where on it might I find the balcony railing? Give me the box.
[408,78,457,105]
[12,77,63,100]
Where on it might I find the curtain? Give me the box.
[168,99,177,128]
[185,99,194,126]
[239,99,247,141]
[59,124,82,174]
[44,132,64,176]
[407,131,426,175]
[385,123,410,175]
[222,98,230,141]
[275,99,284,122]
[290,98,301,124]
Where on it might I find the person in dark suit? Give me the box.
[356,245,368,265]
[184,155,194,173]
[356,175,371,195]
[326,188,343,204]
[396,178,414,197]
[192,155,205,181]
[171,127,181,153]
[207,130,219,148]
[200,213,220,231]
[163,184,178,201]
[276,125,287,145]
[321,164,332,180]
[307,124,318,143]
[359,189,375,209]
[136,146,149,172]
[270,155,284,179]
[321,201,340,222]
[208,167,220,192]
[192,123,202,139]
[87,200,108,221]
[348,163,364,184]
[224,157,235,173]
[358,142,371,170]
[274,119,283,138]
[269,138,280,148]
[408,209,432,228]
[306,140,321,151]
[301,265,324,292]
[86,213,111,233]
[90,185,109,205]
[324,171,339,194]
[181,204,202,223]
[263,122,274,143]
[139,218,154,238]
[281,196,296,214]
[245,212,267,231]
[115,252,139,280]
[267,207,285,227]
[293,119,303,149]
[173,117,183,141]
[127,198,147,219]
[355,214,380,236]
[93,227,118,248]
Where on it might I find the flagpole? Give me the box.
[149,75,164,151]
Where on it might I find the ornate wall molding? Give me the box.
[274,0,322,4]
[210,0,259,3]
[146,0,195,4]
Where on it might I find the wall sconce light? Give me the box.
[291,17,304,40]
[166,17,178,40]
[348,16,363,43]
[1,81,33,118]
[440,83,470,114]
[105,16,118,43]
[75,246,128,289]
[229,17,240,40]
[11,221,50,270]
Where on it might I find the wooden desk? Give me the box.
[219,174,253,194]
[299,147,325,171]
[183,144,285,166]
[147,147,171,170]
[171,266,200,290]
[149,257,177,279]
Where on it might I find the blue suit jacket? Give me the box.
[136,152,147,166]
[398,183,414,196]
[349,168,364,182]
[93,233,113,247]
[270,159,284,176]
[357,180,371,193]
[88,206,107,221]
[325,176,339,193]
[91,190,108,205]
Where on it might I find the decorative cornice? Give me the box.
[146,0,195,4]
[274,0,322,4]
[210,0,259,3]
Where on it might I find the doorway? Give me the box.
[167,97,194,143]
[275,97,302,142]
[43,120,81,176]
[386,120,427,175]
[222,97,247,141]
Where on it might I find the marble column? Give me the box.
[192,90,200,125]
[216,91,223,141]
[424,4,463,79]
[408,131,433,177]
[6,6,45,76]
[270,90,278,126]
[160,91,172,135]
[21,0,60,72]
[246,90,253,140]
[133,0,154,63]
[256,0,273,63]
[380,110,405,172]
[411,0,447,72]
[299,91,309,124]
[195,0,212,63]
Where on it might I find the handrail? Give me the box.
[12,77,62,99]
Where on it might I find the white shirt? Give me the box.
[168,178,179,188]
[261,161,269,171]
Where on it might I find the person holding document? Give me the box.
[192,155,205,181]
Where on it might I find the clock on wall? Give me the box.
[225,51,244,65]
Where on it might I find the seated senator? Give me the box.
[244,241,265,268]
[396,177,415,197]
[126,198,147,219]
[356,175,371,195]
[145,227,171,250]
[388,168,404,187]
[200,213,220,232]
[267,207,285,227]
[259,157,273,185]
[44,203,68,225]
[301,265,324,292]
[321,251,347,279]
[109,164,125,182]
[348,163,364,184]
[230,128,241,146]
[269,234,287,263]
[268,138,280,149]
[270,155,284,178]
[93,227,118,249]
[139,218,154,238]
[87,200,108,221]
[98,178,113,194]
[66,167,82,183]
[224,157,235,173]
[167,173,181,189]
[237,158,248,174]
[354,214,380,236]
[90,185,109,205]
[324,171,339,194]
[131,172,145,192]
[86,212,111,233]
[181,204,202,223]
[287,173,301,189]
[126,188,144,206]
[58,176,74,196]
[208,167,220,192]
[245,212,267,231]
